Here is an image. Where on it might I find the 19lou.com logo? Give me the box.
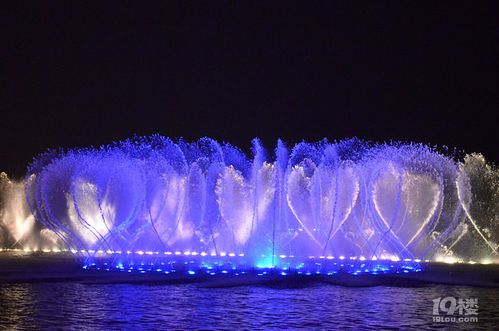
[432,297,478,323]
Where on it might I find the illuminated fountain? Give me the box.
[0,172,61,251]
[1,136,498,279]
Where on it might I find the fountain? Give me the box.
[1,136,498,282]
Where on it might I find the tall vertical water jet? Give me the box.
[0,136,496,276]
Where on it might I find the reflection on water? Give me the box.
[0,283,498,330]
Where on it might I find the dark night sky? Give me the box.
[2,1,498,177]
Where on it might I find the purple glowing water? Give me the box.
[1,136,498,273]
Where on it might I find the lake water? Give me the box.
[0,282,497,330]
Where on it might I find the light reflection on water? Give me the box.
[0,283,497,330]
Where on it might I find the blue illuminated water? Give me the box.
[0,283,497,330]
[1,136,498,276]
[13,136,497,268]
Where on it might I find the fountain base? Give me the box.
[0,250,498,287]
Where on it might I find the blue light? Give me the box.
[94,255,417,280]
[17,135,487,282]
[79,253,423,280]
[255,255,274,269]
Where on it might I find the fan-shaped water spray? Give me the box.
[1,136,498,276]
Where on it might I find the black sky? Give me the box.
[2,1,498,177]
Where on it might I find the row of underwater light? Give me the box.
[1,247,425,276]
[2,247,495,279]
[80,252,423,277]
[3,248,492,264]
[0,248,433,276]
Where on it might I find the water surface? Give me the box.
[0,283,497,330]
